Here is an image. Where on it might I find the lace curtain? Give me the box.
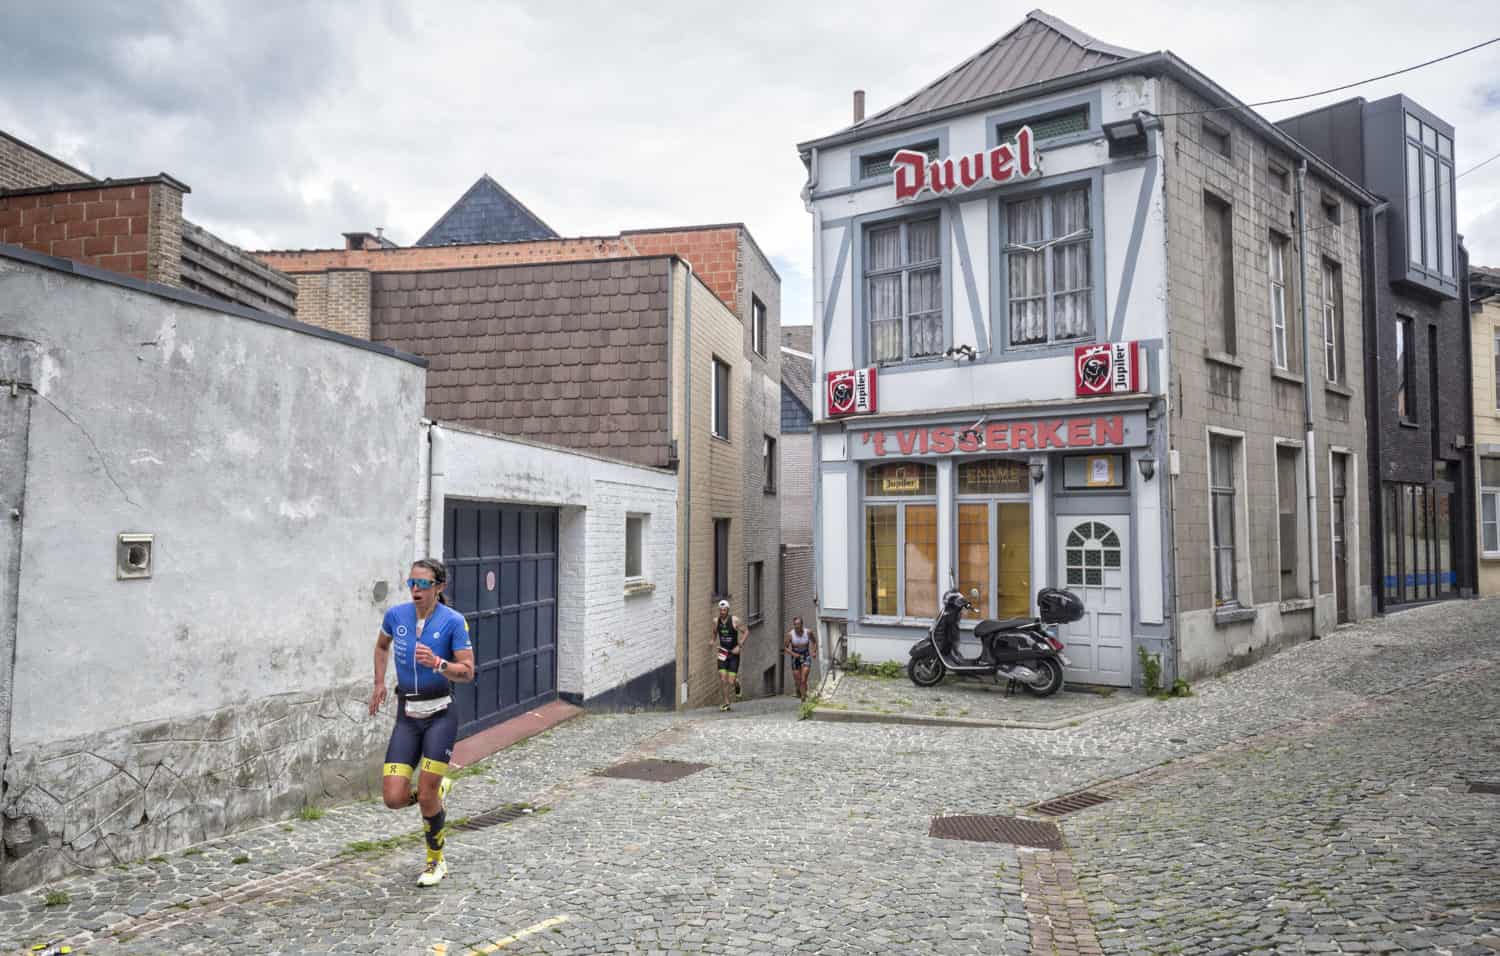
[1006,186,1091,345]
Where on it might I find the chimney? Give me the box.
[853,89,866,123]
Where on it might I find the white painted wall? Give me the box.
[0,256,425,749]
[427,423,677,703]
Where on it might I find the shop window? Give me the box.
[864,462,937,619]
[1322,260,1345,384]
[956,461,1031,620]
[1209,434,1242,607]
[865,216,943,365]
[1004,184,1092,348]
[1276,444,1307,600]
[1204,192,1237,355]
[1269,232,1298,372]
[1481,459,1500,556]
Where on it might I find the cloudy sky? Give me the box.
[2,0,1497,329]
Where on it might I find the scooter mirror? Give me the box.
[969,588,980,600]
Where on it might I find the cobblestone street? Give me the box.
[3,600,1498,955]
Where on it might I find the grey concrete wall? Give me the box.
[734,232,783,696]
[0,253,425,892]
[1158,77,1373,680]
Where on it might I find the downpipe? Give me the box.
[1295,161,1322,639]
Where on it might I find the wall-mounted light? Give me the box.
[1103,115,1148,158]
[1029,461,1046,484]
[1137,454,1157,482]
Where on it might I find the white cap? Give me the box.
[718,599,730,609]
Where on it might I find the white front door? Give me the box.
[1056,517,1131,687]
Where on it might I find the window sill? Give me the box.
[871,357,947,375]
[1270,367,1304,386]
[624,580,656,599]
[1482,553,1500,562]
[1398,419,1421,430]
[1204,350,1244,370]
[860,615,929,628]
[746,614,765,628]
[1213,606,1256,626]
[1278,598,1314,613]
[1324,382,1354,399]
[711,432,732,445]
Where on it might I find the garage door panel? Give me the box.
[446,500,559,739]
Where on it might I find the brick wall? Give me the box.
[671,263,750,708]
[370,257,674,469]
[624,227,742,313]
[779,433,814,547]
[295,269,371,338]
[1161,77,1371,655]
[0,131,91,191]
[0,178,186,284]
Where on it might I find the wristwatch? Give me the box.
[438,659,448,673]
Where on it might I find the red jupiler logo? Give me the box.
[1074,342,1141,397]
[827,367,877,416]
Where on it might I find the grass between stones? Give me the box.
[297,804,325,821]
[43,889,69,907]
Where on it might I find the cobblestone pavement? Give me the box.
[817,670,1135,728]
[3,600,1498,955]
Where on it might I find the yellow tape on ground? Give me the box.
[453,915,570,954]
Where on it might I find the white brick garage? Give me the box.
[421,423,677,714]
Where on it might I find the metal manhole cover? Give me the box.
[929,814,1063,849]
[1032,791,1112,816]
[1469,781,1500,795]
[595,759,709,783]
[453,804,538,832]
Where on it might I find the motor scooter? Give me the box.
[905,586,1084,696]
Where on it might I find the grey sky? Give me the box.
[2,0,1497,332]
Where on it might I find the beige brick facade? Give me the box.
[1160,77,1372,676]
[0,131,90,191]
[295,269,372,339]
[1470,293,1500,594]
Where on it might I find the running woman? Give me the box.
[713,599,747,711]
[369,559,475,887]
[783,617,818,700]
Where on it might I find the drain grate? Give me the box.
[1469,781,1500,795]
[453,804,537,832]
[929,814,1063,849]
[1031,791,1112,816]
[595,759,709,783]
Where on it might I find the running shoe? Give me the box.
[417,857,447,887]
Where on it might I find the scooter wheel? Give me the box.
[1020,658,1065,697]
[908,656,945,687]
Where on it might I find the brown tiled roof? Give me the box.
[369,256,674,469]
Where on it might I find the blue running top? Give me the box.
[381,602,472,696]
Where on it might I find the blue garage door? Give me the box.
[444,501,559,739]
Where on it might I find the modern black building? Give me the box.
[1279,95,1474,610]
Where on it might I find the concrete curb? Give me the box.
[808,696,1148,731]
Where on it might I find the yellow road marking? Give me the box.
[431,915,569,955]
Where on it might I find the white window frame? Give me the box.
[711,357,730,440]
[1322,260,1345,384]
[1481,459,1500,557]
[863,215,944,366]
[1328,447,1361,600]
[1207,428,1252,610]
[625,514,648,584]
[1274,439,1310,602]
[1269,233,1291,370]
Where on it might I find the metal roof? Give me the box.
[854,9,1139,131]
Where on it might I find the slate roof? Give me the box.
[858,10,1138,130]
[416,174,558,246]
[780,326,813,412]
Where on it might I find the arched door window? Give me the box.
[1064,521,1121,588]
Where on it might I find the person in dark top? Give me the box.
[713,599,748,712]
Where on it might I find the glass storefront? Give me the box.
[955,460,1032,619]
[863,462,937,618]
[1382,479,1456,605]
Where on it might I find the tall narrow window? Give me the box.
[1429,328,1440,458]
[1005,185,1093,347]
[1397,318,1414,420]
[713,519,730,599]
[1209,435,1240,607]
[751,296,767,357]
[955,460,1032,621]
[1322,260,1345,383]
[711,358,730,439]
[1269,233,1296,371]
[1204,192,1236,355]
[863,462,937,618]
[762,435,777,492]
[865,217,942,365]
[625,515,645,580]
[747,561,764,623]
[1276,445,1306,600]
[1481,459,1500,556]
[1405,113,1456,278]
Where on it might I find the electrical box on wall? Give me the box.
[117,532,153,580]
